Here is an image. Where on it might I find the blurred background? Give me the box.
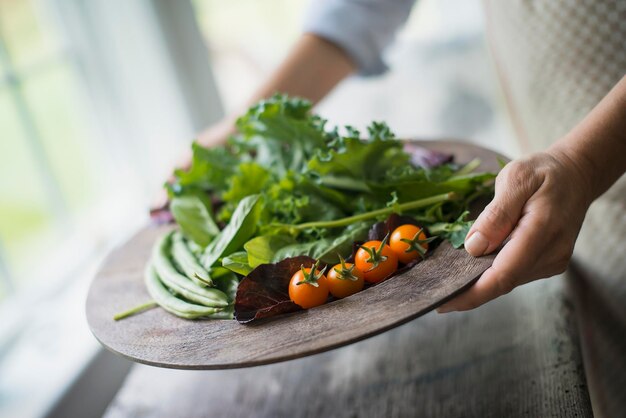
[0,0,516,416]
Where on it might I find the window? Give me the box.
[0,0,99,299]
[191,0,309,113]
[0,1,222,415]
[0,0,220,305]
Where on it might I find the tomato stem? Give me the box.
[283,192,456,230]
[296,260,327,287]
[399,227,437,258]
[334,254,359,281]
[360,233,390,271]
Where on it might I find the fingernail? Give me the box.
[437,303,455,313]
[465,232,489,256]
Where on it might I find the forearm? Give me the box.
[550,75,626,202]
[196,34,354,151]
[256,34,355,104]
[225,34,356,124]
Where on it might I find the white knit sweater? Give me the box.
[484,0,626,320]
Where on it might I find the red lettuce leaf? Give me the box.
[403,143,454,168]
[234,216,441,323]
[150,204,174,225]
[234,255,318,323]
[367,213,422,241]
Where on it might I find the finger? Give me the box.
[437,266,508,313]
[465,162,539,257]
[439,209,547,312]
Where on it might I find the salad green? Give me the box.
[116,94,496,321]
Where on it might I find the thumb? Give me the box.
[465,163,538,256]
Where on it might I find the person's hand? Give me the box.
[437,149,593,312]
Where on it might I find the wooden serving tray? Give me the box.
[86,140,502,370]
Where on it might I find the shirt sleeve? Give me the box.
[303,0,418,76]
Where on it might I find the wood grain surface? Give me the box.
[103,277,592,418]
[86,141,501,370]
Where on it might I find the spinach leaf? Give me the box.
[173,142,238,192]
[244,234,297,268]
[297,176,353,213]
[170,194,219,247]
[316,222,370,263]
[202,194,262,267]
[272,222,370,264]
[222,252,253,276]
[368,172,496,204]
[222,162,271,203]
[367,181,455,203]
[270,239,331,263]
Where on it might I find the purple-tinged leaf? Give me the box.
[235,256,318,323]
[403,143,453,168]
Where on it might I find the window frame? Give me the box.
[0,1,223,416]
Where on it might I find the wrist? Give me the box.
[547,77,626,203]
[547,143,596,206]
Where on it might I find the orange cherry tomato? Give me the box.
[355,239,398,284]
[288,263,329,309]
[389,224,431,264]
[327,259,365,299]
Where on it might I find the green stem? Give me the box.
[282,192,456,230]
[319,175,370,192]
[113,300,158,321]
[450,158,481,178]
[425,223,449,234]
